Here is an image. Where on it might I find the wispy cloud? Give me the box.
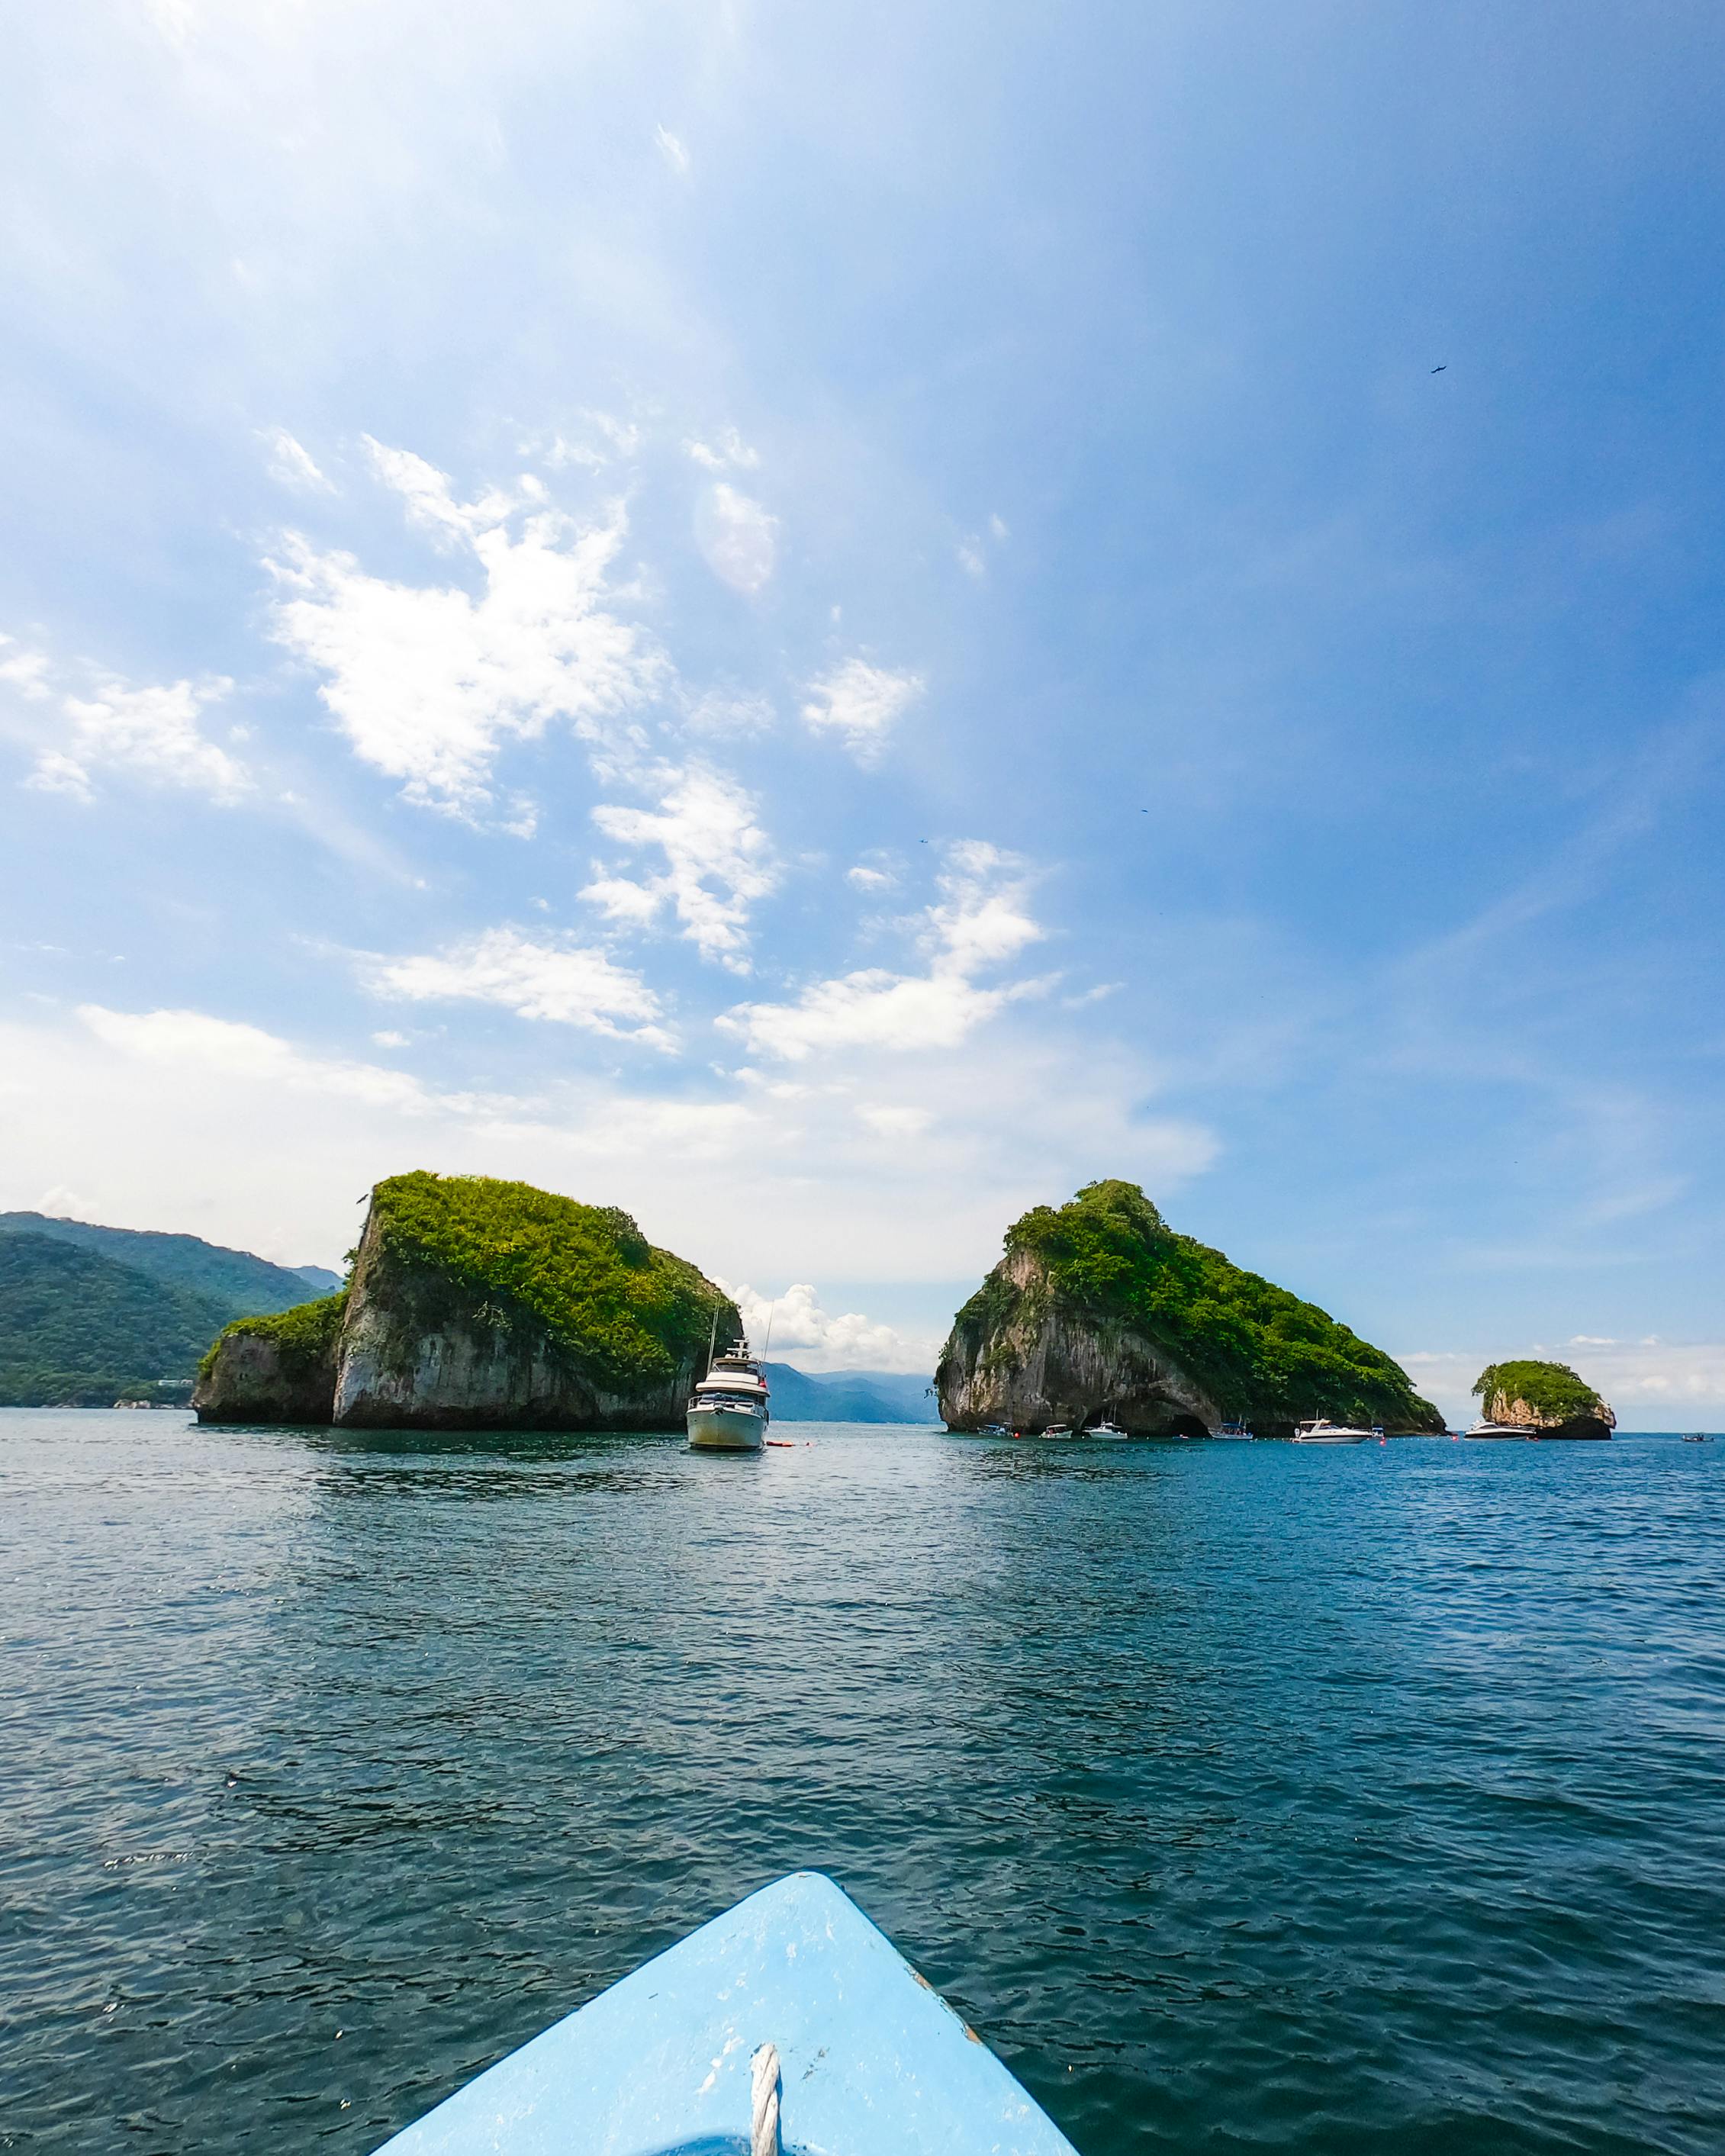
[9,647,250,805]
[359,927,673,1048]
[259,426,334,494]
[720,841,1044,1058]
[801,658,924,764]
[654,124,690,175]
[686,427,759,472]
[267,440,664,816]
[582,763,778,969]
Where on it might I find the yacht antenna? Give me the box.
[706,1305,719,1374]
[762,1301,775,1356]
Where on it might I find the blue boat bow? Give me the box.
[375,1869,1079,2155]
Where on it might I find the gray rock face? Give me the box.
[1485,1389,1617,1440]
[332,1236,691,1430]
[199,1189,719,1431]
[191,1327,336,1424]
[938,1247,1225,1435]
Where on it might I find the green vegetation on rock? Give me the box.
[199,1290,349,1382]
[969,1178,1438,1427]
[1472,1360,1601,1420]
[363,1171,735,1393]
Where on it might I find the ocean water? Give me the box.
[2,1414,1723,2156]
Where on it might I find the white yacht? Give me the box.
[1293,1417,1374,1444]
[1040,1422,1077,1440]
[1464,1420,1533,1440]
[687,1337,770,1452]
[1087,1417,1130,1439]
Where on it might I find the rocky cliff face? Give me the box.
[193,1293,343,1424]
[195,1173,735,1431]
[331,1205,696,1429]
[938,1179,1444,1437]
[940,1245,1225,1434]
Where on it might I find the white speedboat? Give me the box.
[1039,1423,1077,1440]
[687,1336,770,1451]
[1086,1418,1130,1439]
[1464,1420,1533,1440]
[1293,1417,1373,1444]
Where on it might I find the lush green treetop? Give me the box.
[957,1177,1439,1427]
[1472,1360,1601,1420]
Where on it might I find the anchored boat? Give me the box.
[1463,1420,1534,1440]
[373,1870,1079,2156]
[687,1332,770,1451]
[1292,1417,1373,1444]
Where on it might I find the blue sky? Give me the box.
[3,2,1724,1422]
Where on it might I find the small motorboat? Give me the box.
[977,1421,1011,1437]
[1463,1420,1534,1440]
[1683,1432,1711,1443]
[1213,1419,1254,1440]
[1293,1417,1374,1444]
[1039,1423,1077,1440]
[687,1333,770,1452]
[1086,1417,1130,1439]
[373,1870,1080,2155]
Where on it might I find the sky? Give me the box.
[3,2,1724,1423]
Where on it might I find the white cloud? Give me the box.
[259,426,334,494]
[582,764,777,969]
[360,926,671,1048]
[695,483,777,594]
[22,674,249,804]
[800,658,924,764]
[723,841,1042,1060]
[858,1105,934,1138]
[989,514,1009,541]
[686,427,759,472]
[923,838,1042,973]
[268,441,664,814]
[0,637,50,700]
[957,539,986,578]
[719,1279,935,1372]
[847,855,896,892]
[78,1005,441,1112]
[723,969,1017,1061]
[683,687,774,739]
[540,412,642,471]
[654,124,690,175]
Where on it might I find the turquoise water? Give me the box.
[3,1414,1723,2155]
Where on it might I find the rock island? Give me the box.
[195,1170,737,1430]
[937,1179,1442,1437]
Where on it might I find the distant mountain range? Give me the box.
[762,1363,936,1422]
[0,1209,936,1421]
[0,1212,331,1407]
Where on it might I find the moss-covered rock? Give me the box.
[937,1179,1443,1436]
[333,1173,737,1430]
[195,1173,738,1431]
[1472,1360,1614,1439]
[193,1292,346,1424]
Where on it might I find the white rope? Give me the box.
[750,2041,781,2156]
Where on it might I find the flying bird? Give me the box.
[1431,365,1447,374]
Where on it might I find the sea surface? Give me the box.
[2,1413,1723,2155]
